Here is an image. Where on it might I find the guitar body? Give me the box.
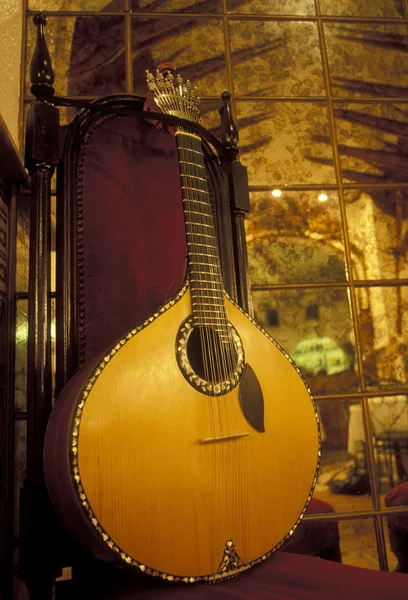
[45,283,320,582]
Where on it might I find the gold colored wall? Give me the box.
[0,0,23,147]
[15,0,408,579]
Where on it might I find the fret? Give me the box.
[181,174,207,182]
[189,263,220,270]
[190,278,223,286]
[191,292,224,299]
[175,131,201,141]
[183,198,209,207]
[185,221,214,229]
[177,146,203,156]
[192,303,225,310]
[184,211,213,221]
[179,160,206,169]
[181,186,209,195]
[191,297,225,304]
[186,232,216,240]
[192,309,226,314]
[187,242,217,249]
[188,251,218,258]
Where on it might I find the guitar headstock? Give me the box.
[146,65,201,125]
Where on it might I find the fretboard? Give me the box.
[175,130,229,335]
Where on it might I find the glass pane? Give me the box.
[26,16,126,97]
[365,396,408,495]
[15,300,29,412]
[16,204,30,294]
[383,514,408,573]
[229,20,324,97]
[334,103,408,184]
[325,23,408,98]
[131,0,222,13]
[319,0,406,18]
[247,190,346,284]
[356,286,408,390]
[132,17,227,96]
[227,0,316,15]
[28,0,124,9]
[237,101,336,185]
[346,189,408,281]
[339,518,380,569]
[315,399,372,510]
[198,98,224,133]
[251,288,358,394]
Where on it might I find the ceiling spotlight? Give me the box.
[271,189,282,198]
[318,193,328,202]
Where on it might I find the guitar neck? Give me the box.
[174,130,229,334]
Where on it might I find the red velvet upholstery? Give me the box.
[59,553,406,599]
[80,114,186,363]
[132,555,406,599]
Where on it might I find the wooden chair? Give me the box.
[21,13,251,598]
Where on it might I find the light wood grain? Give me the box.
[76,290,319,578]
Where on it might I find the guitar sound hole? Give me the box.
[186,326,239,384]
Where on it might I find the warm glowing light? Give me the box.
[318,193,328,202]
[271,189,282,198]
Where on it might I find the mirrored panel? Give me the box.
[28,0,124,9]
[324,22,408,98]
[251,288,358,394]
[315,399,371,512]
[131,17,226,96]
[319,0,406,18]
[247,190,346,285]
[362,396,408,497]
[227,0,316,15]
[15,300,28,413]
[229,20,324,97]
[237,101,336,185]
[338,518,380,569]
[131,0,222,12]
[356,286,408,390]
[383,514,408,573]
[334,102,408,184]
[26,16,126,97]
[199,98,224,133]
[15,204,30,294]
[345,189,408,281]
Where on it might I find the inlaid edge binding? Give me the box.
[69,282,321,584]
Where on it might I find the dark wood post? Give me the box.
[0,130,27,600]
[19,13,60,599]
[219,92,253,315]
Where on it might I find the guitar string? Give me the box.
[182,130,241,559]
[151,75,245,570]
[178,129,224,564]
[178,129,236,563]
[183,120,244,563]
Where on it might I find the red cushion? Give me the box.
[107,553,406,599]
[306,498,335,514]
